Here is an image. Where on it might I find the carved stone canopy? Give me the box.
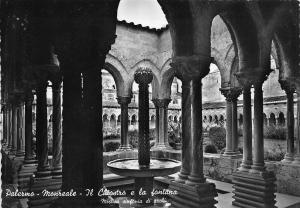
[220,87,242,102]
[152,98,171,108]
[235,67,273,87]
[279,80,296,94]
[170,55,213,81]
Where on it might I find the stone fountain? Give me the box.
[107,68,181,207]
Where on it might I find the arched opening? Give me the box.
[103,114,109,128]
[269,113,276,126]
[209,115,213,123]
[263,113,268,126]
[110,114,117,129]
[117,115,121,126]
[131,114,137,127]
[219,115,224,126]
[278,112,285,126]
[214,115,219,125]
[150,115,155,129]
[238,114,243,127]
[174,116,178,123]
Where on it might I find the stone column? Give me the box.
[250,82,266,173]
[7,106,13,150]
[171,55,212,185]
[35,82,51,178]
[16,103,25,157]
[117,96,132,151]
[220,87,242,157]
[239,85,253,171]
[175,79,191,183]
[51,80,62,178]
[24,92,35,164]
[11,104,18,155]
[2,106,7,147]
[281,81,295,163]
[152,98,171,149]
[293,87,300,165]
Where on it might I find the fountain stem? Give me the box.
[134,68,153,167]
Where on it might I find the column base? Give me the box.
[292,154,300,165]
[232,170,277,208]
[16,150,25,157]
[28,178,62,208]
[185,174,206,186]
[24,157,38,164]
[222,151,242,159]
[175,170,189,184]
[116,145,132,151]
[238,160,252,172]
[169,180,217,208]
[52,166,62,179]
[281,153,294,163]
[18,163,38,192]
[35,165,52,179]
[249,162,266,174]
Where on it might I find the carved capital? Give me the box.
[170,55,213,81]
[220,87,242,102]
[279,80,296,95]
[117,96,132,105]
[152,98,171,109]
[235,67,273,88]
[134,68,153,85]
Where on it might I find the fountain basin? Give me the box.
[107,158,181,178]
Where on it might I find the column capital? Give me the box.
[220,87,242,102]
[279,80,296,94]
[170,55,213,81]
[134,68,153,85]
[152,98,171,109]
[235,67,273,88]
[117,96,132,105]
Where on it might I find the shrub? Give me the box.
[205,144,218,153]
[104,142,120,152]
[264,126,286,140]
[209,127,226,150]
[128,129,156,149]
[264,144,286,161]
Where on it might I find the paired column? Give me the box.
[171,55,211,185]
[239,85,253,171]
[2,106,7,148]
[51,80,63,178]
[24,92,35,164]
[220,87,242,157]
[281,81,295,163]
[117,96,132,151]
[152,98,171,149]
[35,82,51,178]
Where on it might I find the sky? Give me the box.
[117,0,168,29]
